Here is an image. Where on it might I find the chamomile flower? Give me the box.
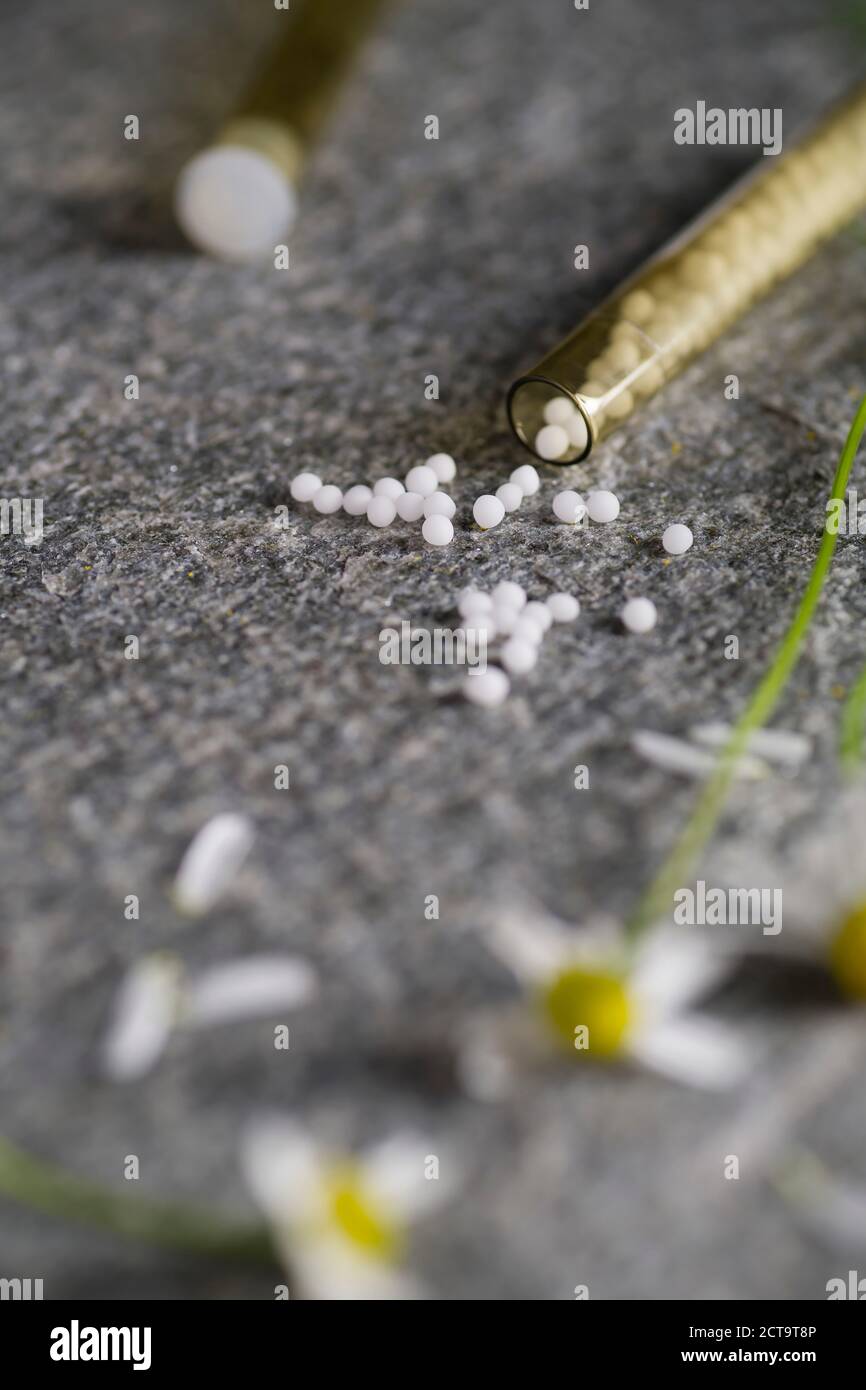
[240,1118,452,1300]
[103,954,318,1080]
[461,911,746,1094]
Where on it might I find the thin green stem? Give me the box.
[626,393,866,940]
[840,661,866,771]
[0,1136,274,1265]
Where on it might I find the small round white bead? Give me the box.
[421,514,454,547]
[496,482,523,513]
[622,597,657,633]
[547,592,580,622]
[512,615,545,646]
[313,484,343,514]
[566,412,589,453]
[473,495,506,530]
[543,395,577,427]
[552,490,586,524]
[464,668,510,707]
[426,453,456,483]
[491,581,526,611]
[373,477,405,500]
[662,523,694,555]
[586,490,620,523]
[509,463,540,496]
[343,484,373,515]
[523,600,553,633]
[461,612,498,641]
[290,471,322,502]
[492,604,519,635]
[405,465,438,497]
[395,491,426,522]
[501,638,538,675]
[458,589,492,618]
[367,496,397,528]
[534,424,570,461]
[423,491,456,519]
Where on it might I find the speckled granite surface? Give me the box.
[2,0,866,1299]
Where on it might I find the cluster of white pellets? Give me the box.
[534,395,589,461]
[291,453,459,545]
[551,487,621,525]
[457,580,580,706]
[472,463,541,531]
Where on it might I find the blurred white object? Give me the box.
[103,955,182,1082]
[175,146,298,263]
[173,813,255,917]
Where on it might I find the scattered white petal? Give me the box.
[173,813,254,917]
[629,1016,748,1090]
[103,955,182,1081]
[689,722,812,768]
[185,956,318,1027]
[632,730,766,780]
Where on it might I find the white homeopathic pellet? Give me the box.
[313,485,343,514]
[662,523,694,555]
[552,490,586,524]
[512,615,545,646]
[567,411,589,453]
[496,482,523,513]
[290,471,322,502]
[422,514,454,546]
[373,477,405,499]
[543,395,576,427]
[473,495,506,530]
[547,592,580,622]
[405,465,438,497]
[426,453,456,483]
[534,424,570,461]
[464,667,510,707]
[509,463,540,497]
[523,600,553,633]
[367,496,397,527]
[492,604,519,635]
[396,491,426,522]
[343,484,373,516]
[423,491,456,519]
[492,580,526,611]
[586,489,620,523]
[501,638,538,675]
[621,597,657,633]
[458,589,492,618]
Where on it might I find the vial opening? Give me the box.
[507,380,593,465]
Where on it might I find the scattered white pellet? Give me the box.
[464,667,510,707]
[174,812,255,917]
[426,453,457,483]
[543,395,577,427]
[313,484,343,514]
[423,491,456,520]
[523,600,553,633]
[552,490,586,524]
[290,472,322,502]
[343,484,373,516]
[373,477,405,500]
[587,490,620,523]
[461,612,498,642]
[501,638,538,675]
[509,463,540,497]
[567,412,589,453]
[512,615,545,646]
[662,523,694,555]
[547,592,580,622]
[534,424,570,461]
[458,589,492,618]
[396,491,426,522]
[473,495,506,530]
[621,597,657,633]
[496,482,523,513]
[492,604,519,635]
[492,581,526,611]
[422,514,454,546]
[367,496,397,527]
[405,465,438,497]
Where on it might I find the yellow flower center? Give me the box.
[829,904,866,999]
[324,1164,402,1261]
[540,966,632,1056]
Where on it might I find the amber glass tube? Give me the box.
[508,84,866,464]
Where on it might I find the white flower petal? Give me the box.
[629,1016,748,1090]
[690,722,811,769]
[632,730,766,780]
[293,1236,423,1301]
[488,911,583,984]
[363,1134,454,1220]
[173,812,254,917]
[631,930,734,1016]
[240,1117,326,1227]
[185,956,318,1027]
[103,955,182,1081]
